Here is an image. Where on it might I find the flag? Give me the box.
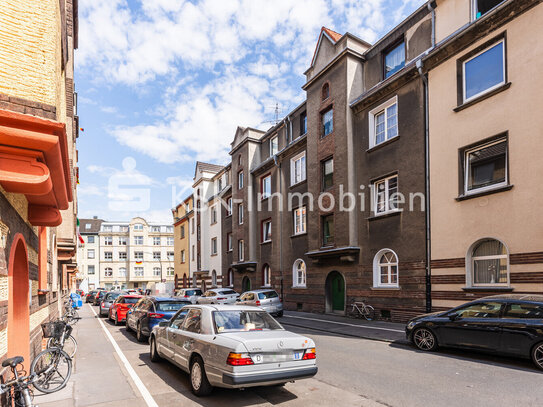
[79,127,84,132]
[76,218,84,245]
[135,261,143,265]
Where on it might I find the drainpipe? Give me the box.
[429,0,436,47]
[273,153,283,302]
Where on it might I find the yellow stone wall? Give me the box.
[0,329,7,358]
[0,0,63,110]
[0,276,7,302]
[29,306,49,333]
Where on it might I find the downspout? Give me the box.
[273,153,283,302]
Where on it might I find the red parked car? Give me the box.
[108,295,142,325]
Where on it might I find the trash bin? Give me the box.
[70,292,83,309]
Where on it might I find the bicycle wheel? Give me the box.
[30,348,72,394]
[47,335,77,358]
[362,305,376,321]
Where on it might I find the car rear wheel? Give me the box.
[114,312,120,326]
[531,342,543,370]
[276,311,284,317]
[190,356,213,396]
[150,337,161,362]
[413,327,438,351]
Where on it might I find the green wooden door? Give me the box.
[242,277,251,293]
[331,273,345,311]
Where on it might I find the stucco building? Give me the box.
[172,195,193,289]
[77,217,103,291]
[0,0,79,368]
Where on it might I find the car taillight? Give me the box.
[226,353,254,366]
[255,300,261,306]
[217,297,226,300]
[184,295,190,298]
[302,348,316,360]
[148,313,165,318]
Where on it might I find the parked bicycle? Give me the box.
[349,299,376,320]
[44,318,79,358]
[0,350,71,407]
[61,298,80,325]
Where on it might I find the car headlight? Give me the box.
[407,321,417,330]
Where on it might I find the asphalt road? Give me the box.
[51,305,543,407]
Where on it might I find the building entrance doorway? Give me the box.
[242,276,251,293]
[325,271,345,313]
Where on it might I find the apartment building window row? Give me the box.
[262,219,272,243]
[293,206,306,235]
[373,174,399,215]
[290,151,306,185]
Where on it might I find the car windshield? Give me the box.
[219,290,237,295]
[156,302,189,311]
[186,290,202,296]
[258,291,279,300]
[213,310,283,333]
[107,293,120,301]
[124,297,140,304]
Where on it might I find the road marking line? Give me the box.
[283,315,404,333]
[89,304,159,407]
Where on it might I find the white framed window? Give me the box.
[227,233,233,252]
[119,267,127,277]
[167,251,174,261]
[292,259,306,288]
[211,205,217,224]
[103,225,112,232]
[290,151,306,185]
[211,237,218,255]
[134,251,143,261]
[464,138,507,195]
[104,267,113,277]
[384,41,405,78]
[262,265,271,287]
[166,226,173,233]
[134,236,143,245]
[369,96,398,148]
[153,267,161,276]
[87,249,95,259]
[88,265,95,275]
[238,203,244,225]
[119,236,127,246]
[293,206,306,235]
[372,175,399,215]
[133,224,143,231]
[181,250,186,263]
[134,267,144,277]
[166,267,174,277]
[212,270,217,286]
[270,136,278,156]
[261,175,271,199]
[104,251,112,260]
[87,235,95,243]
[167,236,174,246]
[238,171,244,189]
[85,223,92,230]
[373,249,399,288]
[468,238,509,287]
[104,236,113,246]
[228,269,234,286]
[153,251,161,260]
[238,240,244,262]
[462,39,505,102]
[120,226,129,232]
[472,0,504,20]
[119,252,127,260]
[152,226,160,232]
[153,236,161,246]
[322,108,333,137]
[227,198,232,216]
[262,219,272,243]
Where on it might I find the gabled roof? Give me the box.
[310,26,343,68]
[79,218,104,234]
[193,161,224,179]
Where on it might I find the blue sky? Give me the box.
[75,0,425,223]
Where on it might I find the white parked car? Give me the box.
[175,288,203,304]
[150,304,317,396]
[197,288,239,304]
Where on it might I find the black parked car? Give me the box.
[86,290,98,303]
[406,294,543,370]
[93,290,108,306]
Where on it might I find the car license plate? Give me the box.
[293,352,303,360]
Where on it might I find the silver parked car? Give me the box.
[175,288,203,304]
[197,288,239,304]
[238,289,283,317]
[99,291,123,317]
[149,304,317,396]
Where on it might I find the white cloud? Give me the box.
[100,106,118,114]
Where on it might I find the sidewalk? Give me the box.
[34,305,145,407]
[281,311,408,344]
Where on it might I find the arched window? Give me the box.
[468,238,509,286]
[322,83,330,100]
[292,259,306,288]
[228,269,234,287]
[262,265,271,287]
[119,267,126,277]
[373,249,398,287]
[105,267,113,277]
[212,270,217,286]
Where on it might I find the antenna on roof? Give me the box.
[259,102,284,127]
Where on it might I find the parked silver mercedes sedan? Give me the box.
[149,304,317,396]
